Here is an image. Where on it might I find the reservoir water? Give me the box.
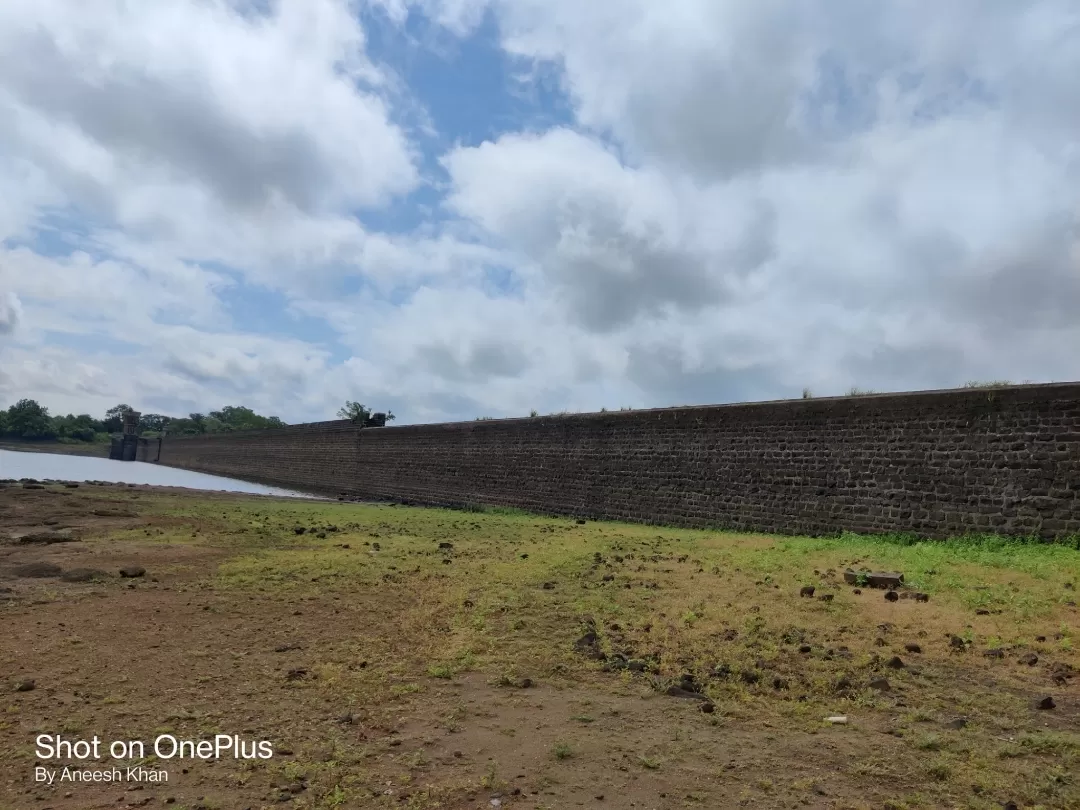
[0,449,317,498]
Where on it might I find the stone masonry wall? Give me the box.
[157,383,1080,539]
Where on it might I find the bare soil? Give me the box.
[0,482,1077,810]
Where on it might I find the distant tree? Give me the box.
[207,405,285,431]
[5,398,56,439]
[338,401,370,424]
[103,404,135,433]
[139,413,170,433]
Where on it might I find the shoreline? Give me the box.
[0,440,109,458]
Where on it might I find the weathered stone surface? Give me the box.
[12,530,78,545]
[60,568,110,583]
[11,562,62,578]
[152,384,1080,541]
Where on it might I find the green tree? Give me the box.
[207,405,285,431]
[103,404,134,433]
[5,399,56,439]
[336,401,396,424]
[337,401,370,423]
[139,413,170,433]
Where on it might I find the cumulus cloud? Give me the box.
[415,0,1080,404]
[2,0,1079,424]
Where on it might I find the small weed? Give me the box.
[552,742,574,760]
[926,760,951,781]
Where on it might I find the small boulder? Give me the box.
[16,530,78,545]
[904,643,922,654]
[12,562,62,578]
[884,590,899,602]
[15,679,35,692]
[799,586,815,598]
[1035,696,1056,710]
[119,566,146,578]
[868,678,891,692]
[1018,652,1038,666]
[865,571,904,589]
[60,568,109,583]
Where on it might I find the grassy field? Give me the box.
[1,482,1078,809]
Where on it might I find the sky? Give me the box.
[0,0,1077,425]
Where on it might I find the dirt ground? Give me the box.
[0,480,1077,810]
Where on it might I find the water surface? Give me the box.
[0,449,317,498]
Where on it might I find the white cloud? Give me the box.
[1,0,1078,425]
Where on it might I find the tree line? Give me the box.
[0,399,286,443]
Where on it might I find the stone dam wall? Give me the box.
[156,383,1080,539]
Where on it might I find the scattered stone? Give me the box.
[576,519,586,525]
[945,718,967,730]
[818,594,834,602]
[834,677,852,692]
[15,679,35,692]
[868,678,891,692]
[914,593,929,602]
[873,637,887,647]
[949,635,967,650]
[542,581,556,590]
[59,568,109,583]
[1036,635,1046,642]
[1035,696,1056,710]
[700,702,715,713]
[884,590,899,602]
[574,631,604,661]
[438,542,453,550]
[852,588,862,595]
[119,566,146,578]
[824,716,848,724]
[798,644,812,654]
[12,562,62,578]
[285,668,309,682]
[1018,652,1039,666]
[293,527,306,535]
[274,643,302,653]
[799,586,815,598]
[984,649,1005,659]
[15,529,78,544]
[976,609,990,616]
[666,686,710,702]
[904,643,922,654]
[886,656,905,669]
[844,570,904,589]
